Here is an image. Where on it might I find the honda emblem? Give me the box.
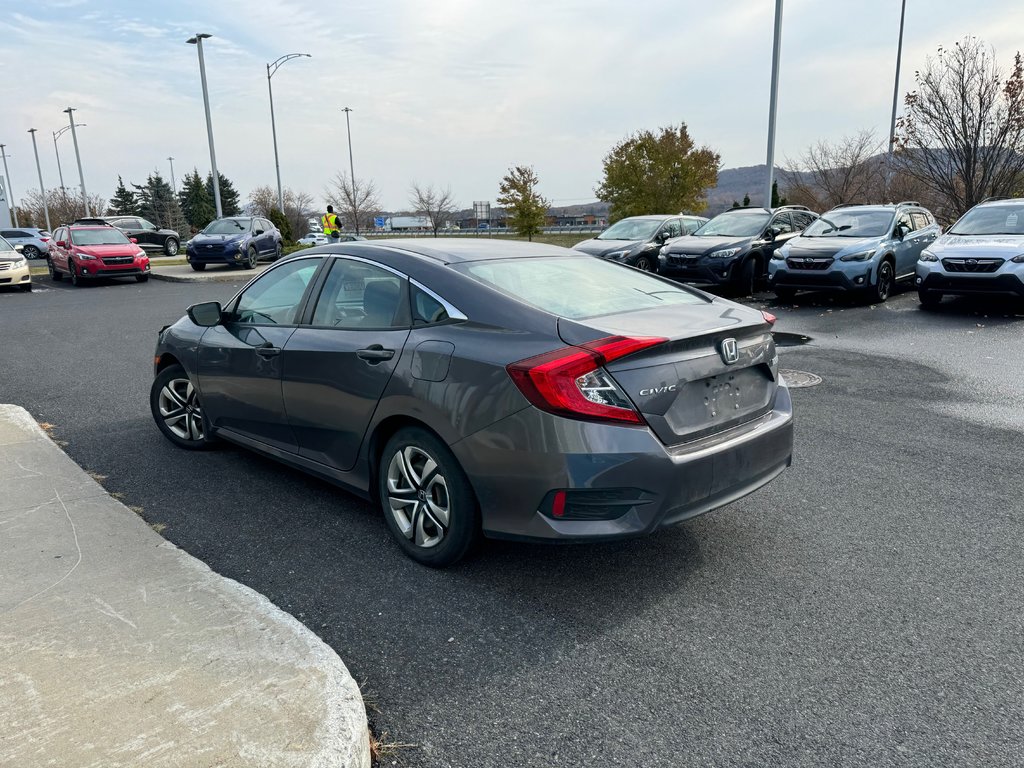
[720,338,739,365]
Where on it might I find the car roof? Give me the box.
[976,197,1024,207]
[617,215,676,221]
[299,238,578,265]
[67,224,117,230]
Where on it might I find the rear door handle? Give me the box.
[357,345,395,362]
[255,343,281,358]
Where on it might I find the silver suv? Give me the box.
[0,227,50,259]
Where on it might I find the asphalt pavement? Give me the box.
[1,276,1022,767]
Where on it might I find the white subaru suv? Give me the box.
[916,198,1024,307]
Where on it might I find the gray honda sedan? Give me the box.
[150,239,793,566]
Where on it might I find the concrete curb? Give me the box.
[150,264,268,283]
[0,405,370,768]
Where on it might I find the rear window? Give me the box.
[455,256,706,320]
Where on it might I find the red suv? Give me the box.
[48,223,151,286]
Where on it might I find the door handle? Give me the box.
[255,343,281,358]
[357,345,395,362]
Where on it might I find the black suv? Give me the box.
[658,205,818,294]
[74,216,181,256]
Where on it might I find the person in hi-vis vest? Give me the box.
[321,205,341,238]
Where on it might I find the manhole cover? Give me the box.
[780,369,822,388]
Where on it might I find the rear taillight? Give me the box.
[41,237,50,242]
[761,310,777,325]
[507,335,666,424]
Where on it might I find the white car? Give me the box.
[297,232,328,246]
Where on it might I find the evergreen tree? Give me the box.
[179,168,217,231]
[206,172,241,216]
[132,172,184,233]
[742,193,751,207]
[770,180,787,208]
[108,176,139,215]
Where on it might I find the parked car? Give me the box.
[185,216,283,271]
[916,197,1024,307]
[658,206,818,295]
[150,239,793,566]
[573,215,707,272]
[0,236,32,292]
[0,227,50,259]
[75,216,181,256]
[47,223,151,286]
[297,232,329,246]
[769,202,940,303]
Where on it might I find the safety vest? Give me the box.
[321,212,339,235]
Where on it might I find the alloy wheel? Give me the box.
[247,247,258,269]
[875,262,893,302]
[386,445,450,548]
[634,256,652,271]
[23,245,40,259]
[157,377,205,442]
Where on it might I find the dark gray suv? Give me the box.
[151,240,793,566]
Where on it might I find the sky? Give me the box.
[2,0,1023,213]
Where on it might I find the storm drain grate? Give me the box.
[780,369,822,388]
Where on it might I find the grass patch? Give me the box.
[369,729,416,764]
[149,522,167,534]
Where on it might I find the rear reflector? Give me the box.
[507,335,666,424]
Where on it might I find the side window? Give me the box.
[0,231,14,239]
[772,213,795,234]
[54,228,66,244]
[910,212,929,231]
[682,219,701,234]
[896,212,914,233]
[138,219,156,230]
[233,258,321,325]
[253,219,265,233]
[311,259,406,329]
[118,218,140,229]
[795,212,816,230]
[412,285,451,325]
[662,220,682,239]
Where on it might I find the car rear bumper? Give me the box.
[452,383,794,541]
[916,271,1024,297]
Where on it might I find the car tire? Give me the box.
[20,283,32,292]
[918,289,942,308]
[136,274,149,283]
[68,261,81,287]
[871,260,894,303]
[774,287,796,302]
[48,259,62,282]
[245,246,258,269]
[150,364,215,450]
[378,427,479,567]
[164,237,180,256]
[190,262,207,272]
[633,255,654,272]
[735,256,759,297]
[273,242,283,261]
[22,245,41,259]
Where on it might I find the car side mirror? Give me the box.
[14,244,24,252]
[894,225,906,240]
[187,301,223,327]
[130,237,138,243]
[765,229,777,241]
[254,229,265,235]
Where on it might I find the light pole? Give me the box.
[888,0,908,160]
[168,156,177,195]
[267,53,311,212]
[27,129,51,232]
[63,108,90,216]
[187,33,222,219]
[342,107,356,233]
[0,144,17,226]
[53,123,86,193]
[763,0,784,209]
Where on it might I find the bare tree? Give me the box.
[783,130,888,210]
[283,188,316,239]
[17,188,106,229]
[247,185,278,216]
[409,183,458,237]
[895,37,1024,219]
[324,171,381,234]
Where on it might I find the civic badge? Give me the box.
[720,338,739,365]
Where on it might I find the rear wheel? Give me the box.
[150,364,214,450]
[245,246,258,269]
[163,237,179,256]
[379,427,478,567]
[871,260,894,303]
[918,289,942,308]
[48,259,63,282]
[22,245,41,259]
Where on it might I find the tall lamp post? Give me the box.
[27,129,52,232]
[168,156,177,195]
[341,106,357,233]
[267,53,311,212]
[763,0,784,209]
[187,33,222,219]
[888,0,908,161]
[63,108,90,216]
[53,123,86,193]
[0,144,17,226]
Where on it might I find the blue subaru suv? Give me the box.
[915,198,1024,307]
[769,203,940,303]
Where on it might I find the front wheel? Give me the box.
[918,289,942,308]
[136,274,149,283]
[735,257,759,297]
[20,283,32,292]
[774,286,796,302]
[190,262,207,272]
[273,242,283,261]
[245,246,258,269]
[379,427,479,567]
[633,255,655,272]
[150,364,215,450]
[871,261,894,303]
[68,261,81,287]
[164,237,180,256]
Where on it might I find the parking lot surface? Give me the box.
[1,277,1021,767]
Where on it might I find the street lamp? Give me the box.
[342,106,356,233]
[63,108,90,216]
[168,156,177,195]
[0,144,17,226]
[888,0,908,160]
[267,53,311,211]
[27,129,51,232]
[53,122,86,193]
[187,32,222,219]
[763,0,784,209]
